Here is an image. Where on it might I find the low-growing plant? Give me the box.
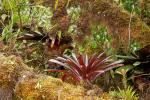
[47,52,123,85]
[110,56,139,100]
[109,86,138,100]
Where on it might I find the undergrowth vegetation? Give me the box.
[0,0,150,100]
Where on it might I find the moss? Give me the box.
[0,53,31,99]
[70,0,150,53]
[92,0,150,52]
[5,0,149,55]
[15,75,86,100]
[0,53,113,100]
[0,53,31,88]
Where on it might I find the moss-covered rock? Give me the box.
[0,53,112,100]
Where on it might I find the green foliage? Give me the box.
[122,0,141,14]
[77,25,112,54]
[92,25,112,53]
[2,0,22,11]
[1,0,52,40]
[0,0,53,69]
[110,86,138,100]
[77,36,98,54]
[115,65,132,89]
[114,0,141,15]
[110,58,138,100]
[67,6,81,36]
[67,6,81,23]
[115,53,142,89]
[116,54,143,76]
[130,41,141,53]
[27,5,52,30]
[92,25,111,43]
[142,2,150,18]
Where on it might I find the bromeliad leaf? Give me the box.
[48,53,123,84]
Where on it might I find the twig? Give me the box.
[128,5,135,50]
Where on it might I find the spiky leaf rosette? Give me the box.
[48,52,123,84]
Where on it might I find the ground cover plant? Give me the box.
[48,53,123,85]
[0,0,150,100]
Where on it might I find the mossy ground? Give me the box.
[0,53,112,100]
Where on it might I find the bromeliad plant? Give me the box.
[48,52,123,85]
